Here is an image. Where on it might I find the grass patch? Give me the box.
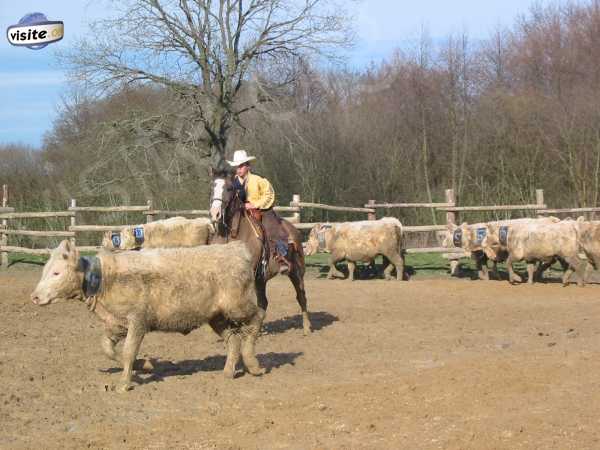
[305,252,466,279]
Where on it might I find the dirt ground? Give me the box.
[2,266,600,450]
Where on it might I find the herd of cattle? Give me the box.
[28,214,600,391]
[303,215,600,286]
[445,216,600,286]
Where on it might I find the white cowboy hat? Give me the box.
[227,149,256,167]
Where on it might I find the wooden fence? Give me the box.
[1,184,595,269]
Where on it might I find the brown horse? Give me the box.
[209,173,312,335]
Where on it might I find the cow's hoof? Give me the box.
[246,366,266,376]
[116,382,133,393]
[223,367,236,379]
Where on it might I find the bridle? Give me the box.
[211,175,242,239]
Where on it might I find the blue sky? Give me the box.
[0,0,555,148]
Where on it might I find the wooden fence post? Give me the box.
[445,189,457,228]
[1,185,8,268]
[291,194,300,224]
[146,199,154,223]
[445,189,459,275]
[70,199,77,247]
[536,189,545,218]
[367,199,376,220]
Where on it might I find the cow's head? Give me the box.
[31,240,83,306]
[481,224,501,260]
[117,226,145,250]
[101,231,123,250]
[441,223,457,248]
[443,222,471,249]
[304,224,333,255]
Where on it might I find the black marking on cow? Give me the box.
[79,256,102,298]
[475,227,487,244]
[499,226,509,247]
[133,226,145,246]
[453,228,463,247]
[111,232,121,248]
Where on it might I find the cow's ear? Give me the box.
[57,239,71,253]
[460,222,468,227]
[577,216,586,223]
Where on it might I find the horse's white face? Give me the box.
[210,178,226,222]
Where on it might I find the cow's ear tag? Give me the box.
[476,228,486,243]
[111,232,121,248]
[133,227,145,246]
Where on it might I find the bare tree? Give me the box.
[63,0,353,170]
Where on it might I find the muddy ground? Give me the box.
[2,265,600,449]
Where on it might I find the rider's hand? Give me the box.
[244,202,255,210]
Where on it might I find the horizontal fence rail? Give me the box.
[2,229,75,237]
[146,209,209,216]
[0,211,74,219]
[537,207,600,214]
[69,205,150,213]
[438,204,546,212]
[69,225,128,232]
[366,202,453,208]
[291,201,375,214]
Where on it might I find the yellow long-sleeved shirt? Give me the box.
[238,173,275,210]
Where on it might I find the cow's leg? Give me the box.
[101,334,123,364]
[288,266,312,335]
[118,320,145,393]
[534,259,553,282]
[491,260,499,280]
[241,308,266,376]
[476,254,490,281]
[222,329,242,379]
[380,256,390,279]
[506,255,522,284]
[383,252,405,281]
[583,261,594,284]
[347,261,356,281]
[327,254,345,279]
[209,314,241,379]
[563,256,585,287]
[526,261,536,284]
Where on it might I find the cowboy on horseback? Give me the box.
[227,150,292,275]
